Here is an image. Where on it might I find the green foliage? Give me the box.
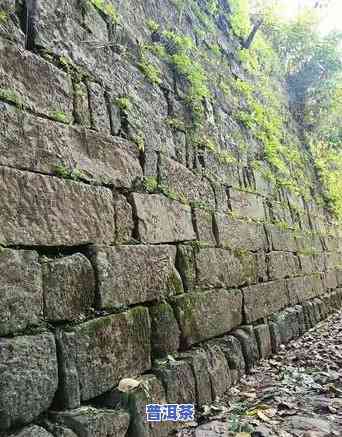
[54,165,85,181]
[146,19,160,33]
[115,96,132,112]
[132,130,145,152]
[0,10,8,23]
[50,111,72,124]
[88,0,119,24]
[138,58,162,85]
[229,0,251,39]
[143,176,158,193]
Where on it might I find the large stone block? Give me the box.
[254,324,272,359]
[0,1,25,45]
[265,224,297,252]
[90,245,181,308]
[0,38,73,119]
[0,105,142,188]
[243,280,289,323]
[153,360,196,404]
[0,249,42,336]
[0,333,58,430]
[159,156,216,208]
[298,254,315,274]
[286,273,323,304]
[214,214,267,251]
[323,270,338,291]
[267,251,299,280]
[8,425,54,437]
[150,302,180,358]
[114,194,134,244]
[208,336,246,385]
[125,374,171,437]
[232,326,260,372]
[132,194,196,244]
[178,349,213,406]
[205,343,232,400]
[57,308,151,402]
[50,408,130,437]
[229,189,265,220]
[172,289,242,347]
[42,253,95,322]
[0,166,115,246]
[196,247,257,289]
[193,208,216,245]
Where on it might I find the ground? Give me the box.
[176,311,342,437]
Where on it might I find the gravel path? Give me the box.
[176,311,342,437]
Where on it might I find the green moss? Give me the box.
[132,130,145,152]
[50,111,72,124]
[115,96,132,112]
[146,19,160,33]
[53,164,85,181]
[0,88,23,107]
[88,0,119,24]
[138,58,162,85]
[0,10,8,23]
[143,176,158,193]
[167,270,183,295]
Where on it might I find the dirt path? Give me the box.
[176,311,342,437]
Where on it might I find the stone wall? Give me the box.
[1,1,342,436]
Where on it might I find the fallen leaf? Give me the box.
[117,378,141,392]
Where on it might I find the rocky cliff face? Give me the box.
[0,1,342,436]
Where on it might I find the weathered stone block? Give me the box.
[54,330,80,410]
[42,253,95,322]
[90,245,181,308]
[313,252,326,272]
[50,407,130,437]
[205,343,232,400]
[8,425,54,437]
[0,38,73,119]
[0,333,58,430]
[208,336,246,385]
[172,289,243,348]
[176,244,196,291]
[114,194,134,244]
[214,214,267,251]
[232,326,260,372]
[265,224,297,252]
[229,189,265,220]
[178,349,212,406]
[0,166,115,246]
[254,324,272,359]
[0,105,142,188]
[153,360,196,404]
[88,82,111,134]
[74,81,91,127]
[336,269,342,287]
[267,251,299,280]
[0,1,25,46]
[268,321,282,353]
[298,254,315,275]
[193,208,216,245]
[243,280,289,323]
[0,249,42,336]
[159,156,216,208]
[132,194,196,244]
[286,275,319,305]
[125,374,172,437]
[196,248,257,289]
[323,270,338,291]
[58,308,151,402]
[150,302,180,357]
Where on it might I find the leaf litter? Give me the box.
[175,311,342,437]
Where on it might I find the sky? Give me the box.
[278,0,342,33]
